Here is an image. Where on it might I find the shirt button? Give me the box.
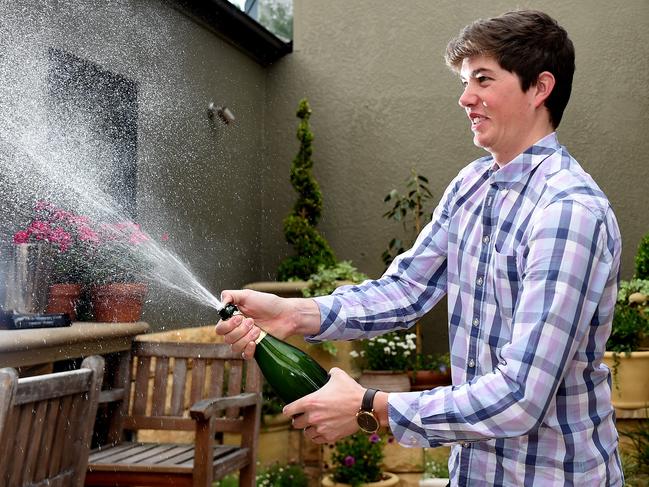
[482,235,490,244]
[472,317,480,327]
[462,442,471,448]
[476,276,484,286]
[409,437,418,446]
[468,358,475,368]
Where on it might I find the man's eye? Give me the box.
[477,76,490,83]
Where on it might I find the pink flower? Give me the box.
[13,230,30,244]
[48,227,72,252]
[369,433,381,444]
[128,229,149,245]
[77,225,100,244]
[343,455,355,467]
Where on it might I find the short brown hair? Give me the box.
[445,10,575,128]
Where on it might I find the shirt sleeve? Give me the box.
[307,174,459,343]
[388,200,616,447]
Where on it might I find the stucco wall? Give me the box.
[263,1,649,351]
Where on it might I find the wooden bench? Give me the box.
[0,355,105,487]
[85,341,262,487]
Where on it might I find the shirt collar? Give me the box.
[487,132,560,189]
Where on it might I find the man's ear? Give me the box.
[533,71,555,108]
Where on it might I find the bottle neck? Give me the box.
[255,329,267,344]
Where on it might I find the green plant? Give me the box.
[277,98,336,281]
[636,232,649,279]
[620,417,649,484]
[302,261,368,298]
[328,432,385,486]
[85,222,154,284]
[606,279,649,354]
[255,462,308,487]
[261,380,285,417]
[213,473,238,487]
[381,169,434,268]
[422,450,449,479]
[410,352,450,374]
[302,261,369,356]
[350,331,417,371]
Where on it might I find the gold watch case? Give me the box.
[356,409,380,434]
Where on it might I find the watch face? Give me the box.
[356,411,380,433]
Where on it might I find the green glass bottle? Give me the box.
[218,304,329,404]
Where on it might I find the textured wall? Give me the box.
[262,0,649,351]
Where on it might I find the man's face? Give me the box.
[458,55,539,165]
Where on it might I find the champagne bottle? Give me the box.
[218,304,329,404]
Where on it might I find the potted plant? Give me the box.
[277,98,336,282]
[302,261,369,357]
[86,222,151,322]
[12,200,97,319]
[604,278,649,408]
[256,462,309,487]
[323,432,398,487]
[408,352,452,391]
[419,450,449,487]
[603,232,649,409]
[351,331,417,392]
[381,170,434,357]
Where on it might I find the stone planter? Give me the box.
[419,479,449,487]
[603,350,649,409]
[322,472,400,487]
[91,282,147,322]
[359,370,411,392]
[46,283,82,320]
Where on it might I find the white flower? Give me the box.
[349,350,359,358]
[384,346,391,353]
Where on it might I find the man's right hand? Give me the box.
[215,289,320,359]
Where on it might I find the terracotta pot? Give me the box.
[358,371,411,392]
[46,283,82,320]
[408,370,452,391]
[603,350,649,409]
[322,472,399,487]
[91,283,147,322]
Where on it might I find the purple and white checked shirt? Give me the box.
[311,133,623,486]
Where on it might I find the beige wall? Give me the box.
[262,1,649,349]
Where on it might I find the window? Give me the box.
[227,0,293,41]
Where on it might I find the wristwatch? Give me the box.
[356,388,380,434]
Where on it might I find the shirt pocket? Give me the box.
[491,248,521,324]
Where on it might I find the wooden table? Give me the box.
[0,321,149,369]
[0,321,149,445]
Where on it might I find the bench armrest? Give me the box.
[190,392,261,421]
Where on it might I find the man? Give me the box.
[216,10,623,486]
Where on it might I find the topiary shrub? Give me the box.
[636,232,649,279]
[277,99,335,281]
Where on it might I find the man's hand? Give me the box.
[214,289,321,359]
[284,367,365,444]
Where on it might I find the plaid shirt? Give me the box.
[312,133,623,486]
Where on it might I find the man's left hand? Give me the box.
[284,367,365,444]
